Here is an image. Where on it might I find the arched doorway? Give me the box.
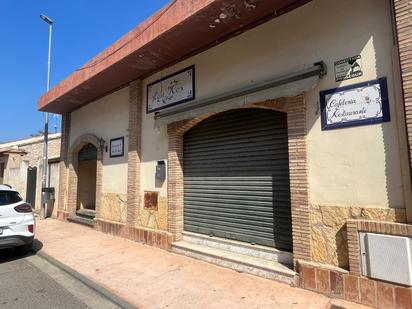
[66,134,103,225]
[182,108,292,251]
[77,143,97,211]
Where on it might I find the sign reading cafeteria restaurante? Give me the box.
[147,65,195,113]
[320,78,390,130]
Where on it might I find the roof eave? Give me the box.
[38,0,312,114]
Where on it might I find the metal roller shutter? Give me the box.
[183,108,293,251]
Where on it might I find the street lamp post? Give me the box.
[40,14,53,219]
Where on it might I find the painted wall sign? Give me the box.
[110,137,124,158]
[334,55,363,82]
[320,77,390,130]
[147,65,195,113]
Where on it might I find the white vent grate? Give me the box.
[360,232,412,286]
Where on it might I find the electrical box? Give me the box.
[156,161,166,181]
[42,187,55,202]
[360,232,412,286]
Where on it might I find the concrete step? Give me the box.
[76,209,96,220]
[67,215,94,228]
[172,240,297,285]
[182,231,293,265]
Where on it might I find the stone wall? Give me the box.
[20,135,61,211]
[138,196,168,231]
[5,158,28,197]
[20,135,61,165]
[311,204,407,268]
[100,193,127,223]
[121,193,168,230]
[0,134,61,213]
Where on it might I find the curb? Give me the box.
[36,250,137,309]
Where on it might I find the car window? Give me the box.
[0,191,23,205]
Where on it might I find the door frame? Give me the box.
[66,134,103,217]
[26,166,37,208]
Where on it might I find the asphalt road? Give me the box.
[0,248,121,309]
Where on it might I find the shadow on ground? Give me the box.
[0,239,43,264]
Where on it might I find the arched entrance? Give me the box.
[182,108,292,250]
[77,143,97,211]
[66,134,103,221]
[168,97,311,261]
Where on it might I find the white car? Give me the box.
[0,184,35,253]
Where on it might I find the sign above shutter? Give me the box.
[147,66,195,113]
[154,62,326,127]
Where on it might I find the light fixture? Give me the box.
[40,14,53,25]
[98,137,106,150]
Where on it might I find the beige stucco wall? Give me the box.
[140,0,407,210]
[70,87,129,222]
[70,87,129,195]
[141,117,168,197]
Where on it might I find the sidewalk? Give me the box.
[35,219,370,309]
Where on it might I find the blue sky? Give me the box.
[0,0,170,142]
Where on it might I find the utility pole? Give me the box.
[40,14,53,219]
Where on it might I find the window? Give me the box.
[0,191,22,205]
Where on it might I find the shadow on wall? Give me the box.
[102,138,129,167]
[375,1,411,212]
[305,0,404,210]
[335,224,348,268]
[374,31,404,211]
[304,0,407,268]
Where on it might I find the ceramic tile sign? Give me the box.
[110,137,124,158]
[334,55,363,82]
[320,77,390,130]
[144,191,159,211]
[147,65,195,113]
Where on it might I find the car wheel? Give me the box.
[15,242,33,255]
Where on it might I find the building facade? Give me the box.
[0,133,61,217]
[38,0,412,307]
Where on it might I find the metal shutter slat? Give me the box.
[183,109,292,251]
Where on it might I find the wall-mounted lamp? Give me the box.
[98,137,106,150]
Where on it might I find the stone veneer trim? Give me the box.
[167,96,312,261]
[311,205,407,268]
